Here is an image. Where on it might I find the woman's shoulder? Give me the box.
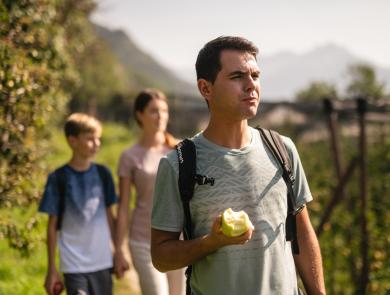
[120,143,145,158]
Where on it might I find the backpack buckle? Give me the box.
[195,174,215,186]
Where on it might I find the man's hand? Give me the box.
[151,213,254,272]
[114,251,130,279]
[206,214,254,249]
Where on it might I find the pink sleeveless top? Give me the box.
[118,144,171,243]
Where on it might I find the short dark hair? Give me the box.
[195,36,259,83]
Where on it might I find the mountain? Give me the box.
[93,24,198,96]
[259,43,390,100]
[93,25,390,101]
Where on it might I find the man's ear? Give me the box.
[197,79,213,101]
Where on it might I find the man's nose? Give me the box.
[245,76,257,92]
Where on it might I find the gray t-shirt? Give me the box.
[152,127,312,295]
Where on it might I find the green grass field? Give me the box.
[0,122,139,295]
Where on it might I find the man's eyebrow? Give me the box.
[228,70,260,76]
[228,70,246,77]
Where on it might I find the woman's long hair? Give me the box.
[133,88,179,148]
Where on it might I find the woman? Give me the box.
[114,89,184,295]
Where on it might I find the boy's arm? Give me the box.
[106,207,115,242]
[44,215,62,295]
[113,176,131,278]
[293,207,326,295]
[151,215,253,272]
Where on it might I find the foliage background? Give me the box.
[0,0,389,294]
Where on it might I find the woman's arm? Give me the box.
[113,176,131,278]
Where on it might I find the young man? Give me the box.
[151,36,326,294]
[39,113,117,295]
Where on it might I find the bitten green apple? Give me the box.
[221,208,254,237]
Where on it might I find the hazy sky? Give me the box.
[92,0,390,71]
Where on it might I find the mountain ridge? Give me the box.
[93,24,390,101]
[93,24,198,96]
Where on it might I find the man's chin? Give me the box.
[242,107,258,119]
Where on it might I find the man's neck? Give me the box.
[68,155,92,171]
[203,119,251,149]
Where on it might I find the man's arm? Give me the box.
[151,215,253,272]
[44,215,63,295]
[293,207,326,295]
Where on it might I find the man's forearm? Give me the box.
[151,230,220,272]
[293,209,326,295]
[151,219,253,272]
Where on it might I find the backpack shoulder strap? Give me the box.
[54,165,68,231]
[95,163,111,207]
[176,139,197,295]
[257,128,295,184]
[257,127,302,254]
[176,139,197,240]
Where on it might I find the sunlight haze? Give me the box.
[92,0,390,73]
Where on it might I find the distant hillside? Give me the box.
[93,24,198,96]
[259,44,390,100]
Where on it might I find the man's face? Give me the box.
[204,50,260,121]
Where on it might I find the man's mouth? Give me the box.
[242,96,258,102]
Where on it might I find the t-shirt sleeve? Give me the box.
[104,168,118,207]
[151,157,184,232]
[117,150,135,181]
[38,172,60,215]
[282,136,313,207]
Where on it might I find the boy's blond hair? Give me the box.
[64,113,102,137]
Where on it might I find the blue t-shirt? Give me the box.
[39,163,117,273]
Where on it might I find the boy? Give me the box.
[39,113,117,295]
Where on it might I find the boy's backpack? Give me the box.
[175,127,304,295]
[54,163,112,231]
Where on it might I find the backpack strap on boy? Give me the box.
[54,165,68,231]
[257,127,304,254]
[175,139,215,295]
[54,163,112,231]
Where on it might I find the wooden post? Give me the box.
[357,97,369,294]
[323,98,342,178]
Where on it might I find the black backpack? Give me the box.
[175,127,304,295]
[54,163,112,231]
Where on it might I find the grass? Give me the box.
[0,122,140,294]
